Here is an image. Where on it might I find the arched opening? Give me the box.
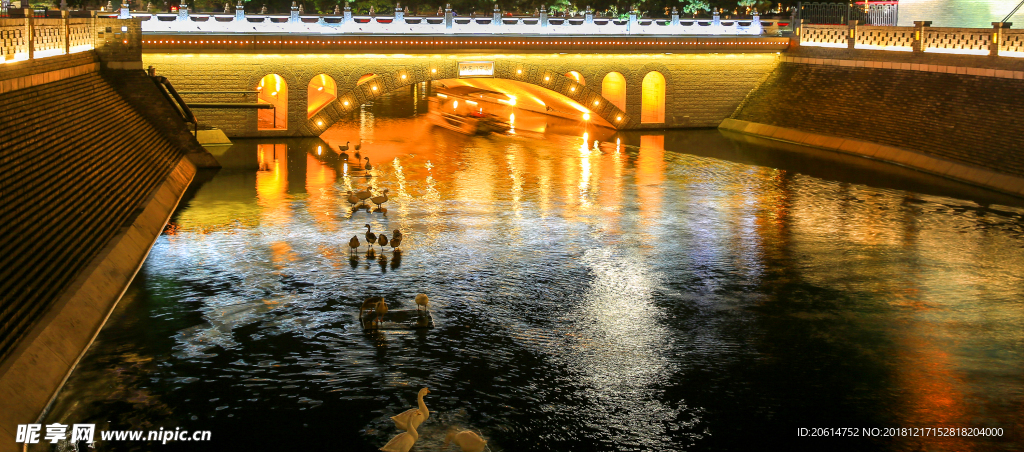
[641,71,666,124]
[601,72,626,113]
[307,74,337,118]
[258,74,287,130]
[356,74,377,86]
[565,71,585,85]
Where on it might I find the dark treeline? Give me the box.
[47,0,797,17]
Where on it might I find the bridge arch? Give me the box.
[641,71,666,124]
[296,61,634,136]
[601,72,627,112]
[257,73,288,130]
[307,74,337,119]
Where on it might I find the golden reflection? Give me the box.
[256,144,290,226]
[305,153,337,230]
[636,136,665,229]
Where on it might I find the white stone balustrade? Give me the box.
[126,10,782,36]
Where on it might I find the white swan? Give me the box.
[444,429,487,452]
[379,414,418,452]
[391,387,430,431]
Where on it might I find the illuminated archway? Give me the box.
[300,63,632,136]
[307,74,337,118]
[356,74,377,85]
[641,71,665,124]
[601,72,626,112]
[258,74,287,130]
[565,71,585,85]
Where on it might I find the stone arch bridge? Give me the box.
[141,36,787,137]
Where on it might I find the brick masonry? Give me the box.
[731,61,1024,180]
[142,52,781,137]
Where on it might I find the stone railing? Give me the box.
[1,13,139,65]
[119,4,790,36]
[1000,29,1024,56]
[854,25,913,51]
[1,12,94,62]
[799,20,1021,57]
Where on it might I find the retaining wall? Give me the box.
[728,53,1024,196]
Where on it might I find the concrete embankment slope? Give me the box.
[724,48,1024,198]
[0,50,217,448]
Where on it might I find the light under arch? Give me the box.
[601,72,626,113]
[641,71,666,124]
[257,74,287,130]
[565,71,585,85]
[299,63,632,136]
[307,74,337,119]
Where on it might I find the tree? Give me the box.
[678,0,708,16]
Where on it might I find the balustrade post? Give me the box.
[539,5,547,31]
[912,20,930,53]
[585,5,594,26]
[628,7,637,34]
[493,3,501,30]
[848,19,858,49]
[751,9,761,35]
[712,8,720,27]
[670,6,678,27]
[289,1,299,23]
[992,22,1010,56]
[60,0,68,12]
[444,3,453,33]
[235,0,244,22]
[24,8,33,60]
[394,3,403,22]
[343,2,351,25]
[118,1,129,19]
[177,3,189,22]
[62,9,69,55]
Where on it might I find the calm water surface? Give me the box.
[39,98,1024,451]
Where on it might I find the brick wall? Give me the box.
[732,62,1024,178]
[142,52,781,136]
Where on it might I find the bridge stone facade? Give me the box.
[143,51,782,137]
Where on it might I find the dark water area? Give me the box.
[36,91,1024,451]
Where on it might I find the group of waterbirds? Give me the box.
[350,225,402,256]
[359,294,430,326]
[339,140,375,175]
[379,387,488,452]
[347,187,390,212]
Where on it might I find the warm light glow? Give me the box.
[401,74,407,80]
[617,116,622,121]
[641,71,666,124]
[317,120,323,126]
[431,68,437,73]
[583,112,591,120]
[258,74,287,130]
[593,100,600,106]
[602,72,627,112]
[372,86,378,91]
[453,100,459,109]
[307,74,337,118]
[317,145,322,155]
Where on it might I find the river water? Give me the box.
[37,95,1024,451]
